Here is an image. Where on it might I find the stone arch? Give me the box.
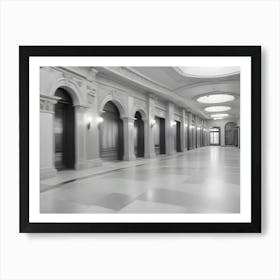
[225,122,237,130]
[50,78,83,106]
[53,88,76,170]
[99,100,125,161]
[99,95,126,119]
[50,78,88,171]
[133,110,146,158]
[131,106,148,121]
[225,122,237,145]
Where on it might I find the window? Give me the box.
[209,127,220,145]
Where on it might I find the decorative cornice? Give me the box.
[46,66,210,119]
[52,66,87,80]
[174,112,182,118]
[154,104,166,112]
[100,67,209,119]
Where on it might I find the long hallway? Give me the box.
[40,146,240,214]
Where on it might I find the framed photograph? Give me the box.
[20,46,261,233]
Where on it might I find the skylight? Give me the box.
[178,67,240,78]
[197,94,235,104]
[204,106,231,112]
[210,113,229,118]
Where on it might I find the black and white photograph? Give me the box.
[40,66,241,214]
[20,46,261,233]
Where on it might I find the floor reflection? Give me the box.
[40,146,240,213]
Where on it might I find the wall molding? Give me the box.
[100,67,208,119]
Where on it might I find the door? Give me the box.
[100,101,124,161]
[54,88,75,170]
[209,127,220,145]
[225,122,237,145]
[159,118,166,154]
[134,111,144,157]
[176,121,181,152]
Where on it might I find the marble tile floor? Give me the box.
[40,146,240,214]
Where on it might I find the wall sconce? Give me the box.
[151,119,156,127]
[171,121,176,127]
[197,127,201,130]
[185,124,188,128]
[86,116,93,130]
[190,125,194,129]
[96,117,104,126]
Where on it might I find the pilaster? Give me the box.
[145,94,156,158]
[40,94,60,179]
[188,112,194,150]
[122,117,136,161]
[85,77,102,167]
[182,109,187,152]
[166,102,175,155]
[74,105,89,169]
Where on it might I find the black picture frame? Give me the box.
[19,46,261,233]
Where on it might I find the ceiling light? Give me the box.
[204,106,231,112]
[211,113,229,118]
[197,94,235,104]
[178,67,240,78]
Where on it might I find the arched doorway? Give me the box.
[185,125,188,150]
[99,101,124,161]
[196,127,202,148]
[193,125,197,149]
[225,122,237,145]
[175,121,181,152]
[202,128,205,146]
[54,88,75,170]
[236,126,240,148]
[188,126,192,150]
[154,116,166,155]
[134,111,144,157]
[209,127,220,145]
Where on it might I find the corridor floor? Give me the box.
[40,146,240,213]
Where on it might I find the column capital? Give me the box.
[40,94,60,114]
